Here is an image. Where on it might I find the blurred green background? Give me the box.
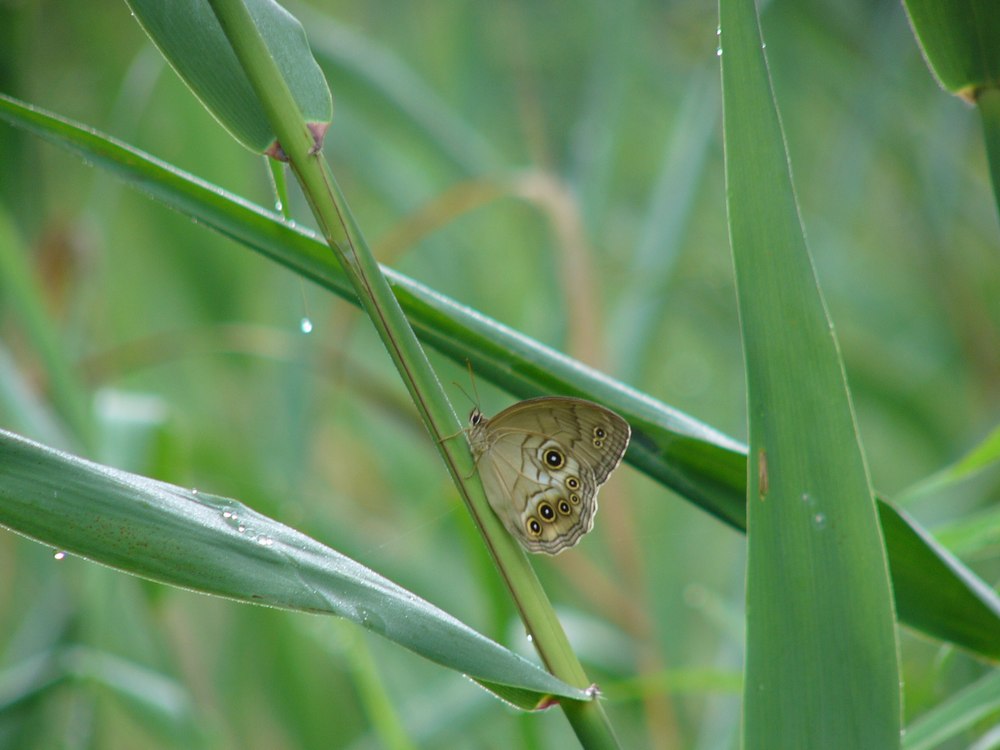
[1,0,998,747]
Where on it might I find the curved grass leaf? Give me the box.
[125,0,332,153]
[0,428,587,710]
[899,422,1000,505]
[721,0,901,746]
[0,92,998,662]
[902,670,1000,750]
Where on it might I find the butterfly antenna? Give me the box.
[452,359,481,410]
[467,359,481,407]
[451,381,477,410]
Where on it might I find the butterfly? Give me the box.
[468,397,630,554]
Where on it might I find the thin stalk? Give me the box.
[205,0,619,745]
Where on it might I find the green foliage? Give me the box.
[127,0,332,152]
[722,0,900,745]
[0,0,999,748]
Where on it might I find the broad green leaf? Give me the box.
[0,429,587,710]
[1,92,998,661]
[879,502,1000,661]
[125,0,332,153]
[721,0,901,747]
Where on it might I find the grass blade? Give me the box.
[0,428,586,709]
[903,670,1000,750]
[720,0,902,746]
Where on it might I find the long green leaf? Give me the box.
[125,0,331,153]
[721,0,901,746]
[0,92,998,661]
[881,502,1000,658]
[0,428,586,710]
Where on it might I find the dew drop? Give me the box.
[300,317,313,334]
[53,551,66,561]
[813,513,827,528]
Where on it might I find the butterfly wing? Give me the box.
[470,397,630,554]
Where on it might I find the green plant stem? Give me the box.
[205,0,618,745]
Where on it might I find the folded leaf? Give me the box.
[0,429,586,709]
[126,0,332,152]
